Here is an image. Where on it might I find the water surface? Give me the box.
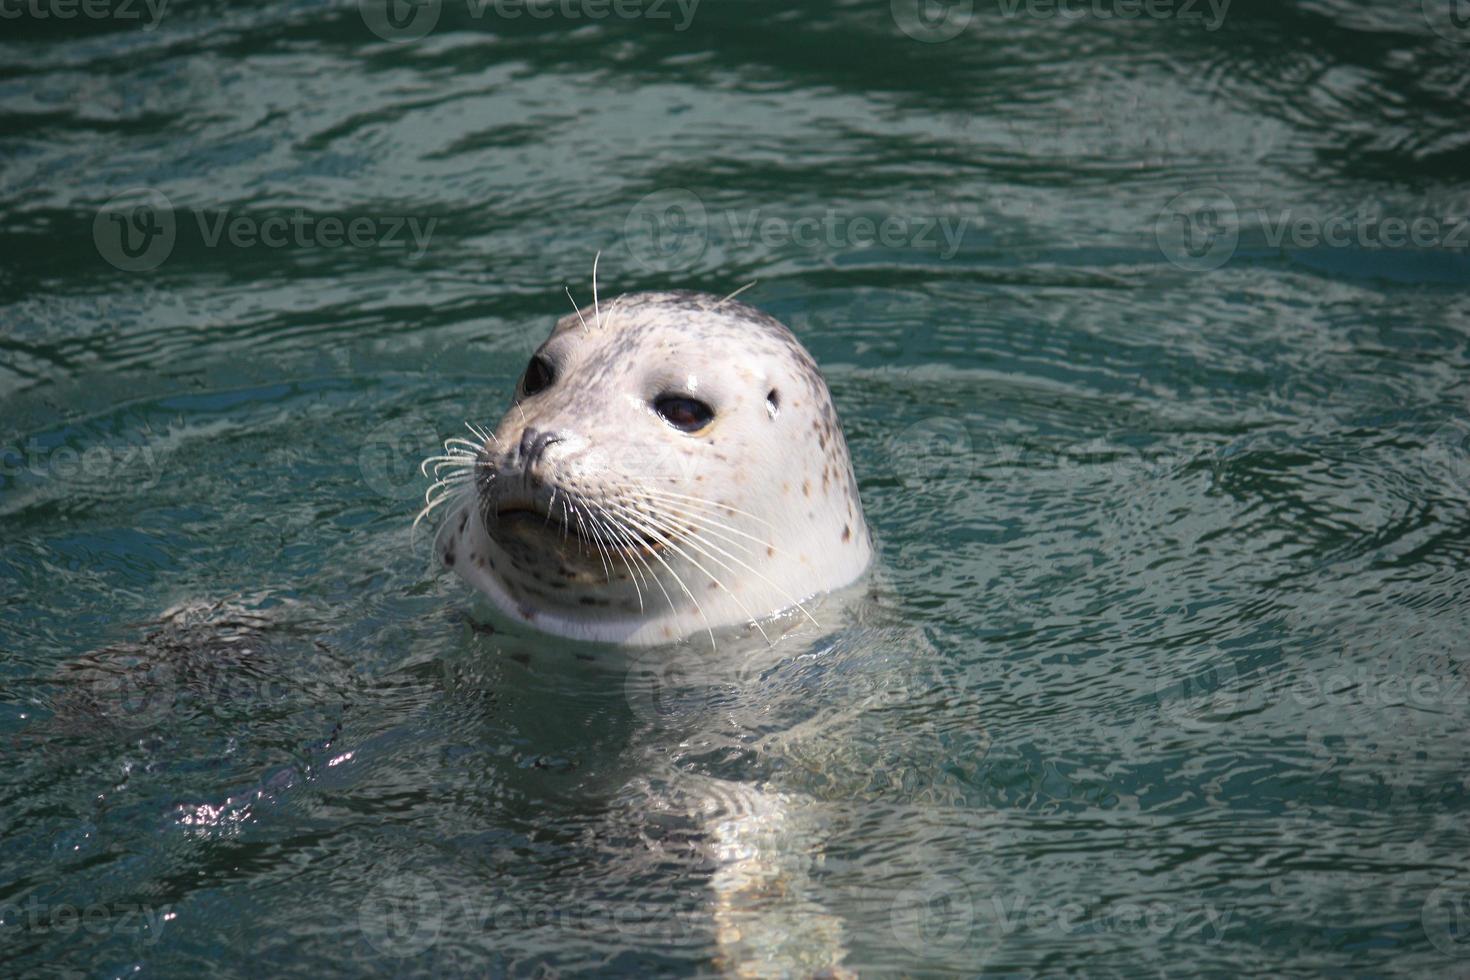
[3,0,1470,975]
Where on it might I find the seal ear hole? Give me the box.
[766,388,780,419]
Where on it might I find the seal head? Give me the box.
[433,291,871,646]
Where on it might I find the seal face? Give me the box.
[431,290,872,646]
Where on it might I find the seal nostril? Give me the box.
[518,428,539,461]
[518,428,563,468]
[766,388,780,419]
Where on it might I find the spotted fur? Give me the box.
[431,291,872,646]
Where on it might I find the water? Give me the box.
[3,0,1470,974]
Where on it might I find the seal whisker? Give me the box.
[621,501,820,632]
[587,509,650,614]
[614,530,679,621]
[608,511,682,622]
[413,481,470,535]
[570,504,614,584]
[596,519,645,611]
[624,493,773,557]
[464,421,500,448]
[591,250,603,330]
[422,453,484,471]
[594,501,717,650]
[430,460,485,480]
[718,281,758,306]
[425,445,477,459]
[422,474,472,501]
[607,503,771,645]
[565,286,591,334]
[629,488,779,531]
[584,508,621,587]
[617,505,776,643]
[583,502,648,591]
[420,444,481,478]
[570,493,622,586]
[442,436,488,456]
[420,455,476,470]
[557,494,574,547]
[421,476,470,503]
[630,504,763,561]
[422,455,477,470]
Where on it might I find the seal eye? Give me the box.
[654,395,714,433]
[521,356,554,397]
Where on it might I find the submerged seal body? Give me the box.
[431,290,872,645]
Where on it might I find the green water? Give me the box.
[3,0,1470,975]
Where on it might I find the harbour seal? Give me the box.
[426,289,872,646]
